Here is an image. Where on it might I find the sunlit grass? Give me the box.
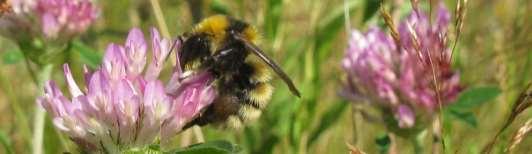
[0,0,531,153]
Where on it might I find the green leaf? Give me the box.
[397,2,415,19]
[264,0,283,40]
[362,0,380,23]
[44,116,65,154]
[444,86,497,128]
[210,0,230,15]
[448,86,501,111]
[0,130,14,154]
[446,110,478,127]
[375,134,390,154]
[315,0,361,63]
[243,127,257,153]
[173,140,241,154]
[307,101,348,146]
[71,41,102,69]
[253,134,279,154]
[149,144,161,151]
[521,49,532,84]
[2,50,23,65]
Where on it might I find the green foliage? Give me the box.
[210,0,230,15]
[445,86,501,127]
[2,50,23,65]
[448,86,502,111]
[362,0,380,23]
[307,101,348,145]
[375,134,390,154]
[0,0,530,153]
[315,0,361,59]
[447,110,478,127]
[71,40,102,69]
[43,118,64,154]
[172,140,241,154]
[0,130,14,154]
[264,0,283,40]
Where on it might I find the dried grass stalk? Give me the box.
[379,3,401,50]
[450,0,468,61]
[506,119,532,153]
[406,21,425,63]
[346,142,367,154]
[482,83,532,154]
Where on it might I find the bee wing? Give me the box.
[235,35,301,97]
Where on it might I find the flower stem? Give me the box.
[412,138,423,154]
[32,104,46,154]
[24,57,39,85]
[343,0,351,35]
[426,46,446,153]
[31,64,53,154]
[149,0,171,38]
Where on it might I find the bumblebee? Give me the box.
[179,15,300,129]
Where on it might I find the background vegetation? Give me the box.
[0,0,531,153]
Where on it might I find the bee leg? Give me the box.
[212,48,234,59]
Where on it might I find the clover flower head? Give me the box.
[37,28,216,152]
[4,0,98,39]
[35,0,98,38]
[342,4,461,128]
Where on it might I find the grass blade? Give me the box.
[307,101,348,146]
[0,130,14,154]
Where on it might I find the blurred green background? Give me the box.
[0,0,531,153]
